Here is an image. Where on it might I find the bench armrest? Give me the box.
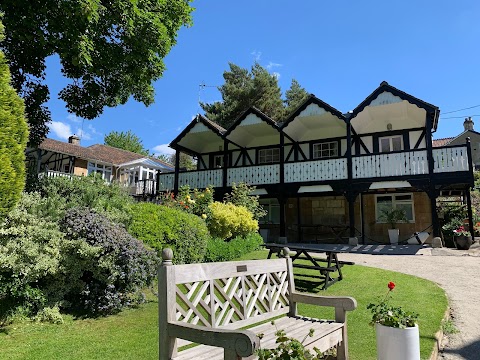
[291,291,357,311]
[167,321,260,357]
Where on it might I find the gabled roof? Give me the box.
[170,114,226,148]
[349,81,440,129]
[38,138,172,169]
[223,107,279,137]
[281,94,346,129]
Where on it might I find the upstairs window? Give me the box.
[258,148,280,164]
[379,135,402,153]
[213,155,223,168]
[313,142,338,159]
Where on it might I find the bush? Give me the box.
[0,193,66,323]
[61,208,159,315]
[208,202,258,240]
[37,176,134,226]
[128,202,209,264]
[224,183,267,221]
[204,233,263,263]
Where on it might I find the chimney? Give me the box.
[68,134,80,145]
[464,117,474,131]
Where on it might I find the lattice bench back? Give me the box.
[161,255,293,332]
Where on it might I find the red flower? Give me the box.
[388,282,395,291]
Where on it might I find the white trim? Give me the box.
[369,181,411,190]
[298,185,333,193]
[251,188,268,195]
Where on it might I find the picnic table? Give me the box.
[264,243,355,290]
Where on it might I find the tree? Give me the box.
[201,62,284,128]
[104,130,149,156]
[0,1,194,146]
[0,16,29,218]
[284,79,309,118]
[157,152,195,170]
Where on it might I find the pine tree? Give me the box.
[284,79,310,118]
[201,62,284,128]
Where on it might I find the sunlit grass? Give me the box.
[0,250,447,360]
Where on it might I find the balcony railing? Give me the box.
[157,145,471,190]
[432,146,470,173]
[284,158,348,182]
[227,164,280,186]
[352,150,428,179]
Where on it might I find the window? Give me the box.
[379,135,402,153]
[258,148,280,164]
[63,163,71,174]
[313,142,338,159]
[213,155,223,168]
[259,199,280,224]
[87,162,112,183]
[375,193,414,222]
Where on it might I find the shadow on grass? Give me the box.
[293,274,327,293]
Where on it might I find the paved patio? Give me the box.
[337,242,480,360]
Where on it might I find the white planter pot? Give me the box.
[375,323,420,360]
[388,229,399,244]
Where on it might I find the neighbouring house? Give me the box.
[157,81,475,244]
[27,136,174,197]
[433,117,480,169]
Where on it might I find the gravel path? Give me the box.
[338,243,480,360]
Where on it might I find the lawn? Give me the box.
[0,250,447,360]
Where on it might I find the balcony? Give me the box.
[157,145,471,190]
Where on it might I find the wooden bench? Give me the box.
[159,247,357,360]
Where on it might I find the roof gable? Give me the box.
[282,94,346,129]
[170,114,225,150]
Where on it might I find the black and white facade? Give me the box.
[158,82,474,244]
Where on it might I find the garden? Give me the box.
[0,178,448,359]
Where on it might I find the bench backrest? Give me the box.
[159,249,294,331]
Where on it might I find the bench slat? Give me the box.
[174,259,287,284]
[174,316,343,360]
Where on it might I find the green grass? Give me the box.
[0,250,447,360]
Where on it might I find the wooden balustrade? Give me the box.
[156,146,471,190]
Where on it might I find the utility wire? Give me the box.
[441,114,480,119]
[442,104,480,115]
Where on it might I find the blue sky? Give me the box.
[45,1,480,156]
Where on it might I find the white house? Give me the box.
[158,82,474,243]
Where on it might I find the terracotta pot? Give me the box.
[454,235,473,250]
[375,323,420,360]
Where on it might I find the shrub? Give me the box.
[0,34,29,219]
[37,176,134,226]
[204,233,263,263]
[61,208,159,315]
[224,183,267,221]
[208,202,258,240]
[0,193,66,322]
[128,202,209,264]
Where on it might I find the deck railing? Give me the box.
[284,158,348,182]
[156,145,471,190]
[432,146,470,173]
[352,150,428,179]
[227,164,280,186]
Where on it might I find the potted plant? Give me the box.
[378,208,407,244]
[368,282,420,360]
[453,225,473,250]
